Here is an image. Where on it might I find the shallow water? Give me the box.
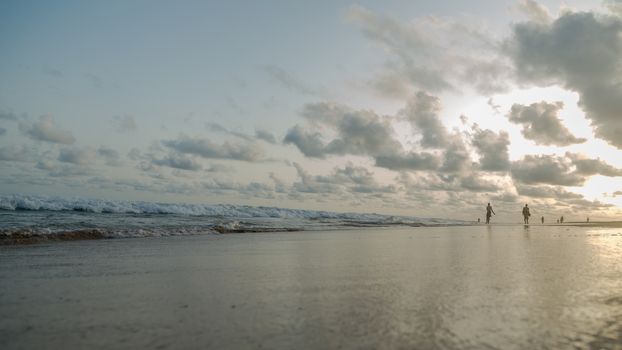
[1,225,621,349]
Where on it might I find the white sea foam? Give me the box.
[0,194,464,224]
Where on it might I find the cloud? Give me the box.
[566,152,622,176]
[401,92,449,148]
[459,173,502,192]
[205,163,234,173]
[516,0,551,25]
[291,162,340,194]
[507,10,622,148]
[0,146,33,162]
[470,125,511,171]
[263,65,322,96]
[97,147,123,166]
[511,154,584,186]
[58,147,96,165]
[19,115,75,144]
[0,128,6,136]
[152,154,202,171]
[515,184,583,199]
[396,171,500,193]
[207,123,278,144]
[284,102,401,158]
[254,129,277,144]
[511,152,622,187]
[605,0,622,14]
[290,163,395,195]
[374,152,440,171]
[285,95,474,174]
[162,134,262,161]
[111,115,137,133]
[439,135,472,173]
[42,67,64,79]
[347,5,510,95]
[0,111,19,121]
[507,101,586,146]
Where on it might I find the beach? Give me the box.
[1,224,621,349]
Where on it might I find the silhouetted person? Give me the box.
[556,219,559,224]
[478,218,481,223]
[541,216,544,224]
[522,204,530,224]
[560,216,564,224]
[587,217,590,223]
[486,203,495,224]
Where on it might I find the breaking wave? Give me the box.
[0,194,469,244]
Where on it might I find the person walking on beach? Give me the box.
[486,203,495,224]
[522,204,530,224]
[560,216,564,224]
[541,216,544,224]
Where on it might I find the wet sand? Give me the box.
[1,225,621,349]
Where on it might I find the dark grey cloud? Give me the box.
[285,96,475,174]
[515,184,583,199]
[566,152,622,176]
[152,154,202,171]
[511,154,584,186]
[507,101,586,146]
[291,163,341,194]
[459,173,501,192]
[507,10,622,148]
[19,116,75,144]
[254,129,277,144]
[291,163,395,195]
[511,152,622,187]
[374,152,440,171]
[162,134,262,161]
[111,115,137,133]
[58,147,96,165]
[283,125,328,158]
[401,92,449,148]
[396,171,500,193]
[284,102,401,158]
[347,5,510,96]
[439,135,472,173]
[470,125,511,171]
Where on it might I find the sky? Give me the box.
[1,0,622,222]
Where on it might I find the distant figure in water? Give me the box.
[522,204,530,224]
[486,203,495,224]
[541,216,544,224]
[560,216,564,224]
[587,217,590,223]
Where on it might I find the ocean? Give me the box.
[0,194,467,244]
